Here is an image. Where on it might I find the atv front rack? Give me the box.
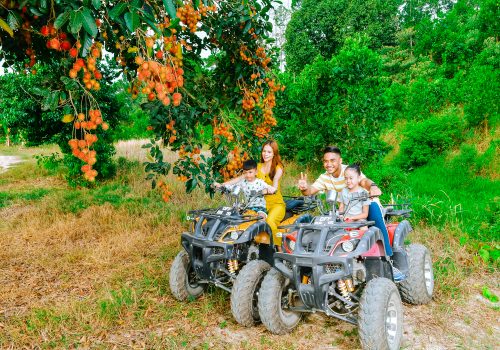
[198,213,261,224]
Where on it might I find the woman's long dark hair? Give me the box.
[260,140,284,179]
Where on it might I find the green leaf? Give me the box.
[81,31,93,56]
[7,12,22,31]
[69,11,84,34]
[81,7,98,37]
[163,0,177,19]
[124,11,139,33]
[29,7,46,17]
[54,11,70,29]
[192,0,199,10]
[243,20,251,33]
[92,0,101,9]
[0,18,14,37]
[42,91,60,111]
[141,13,162,36]
[478,249,490,263]
[186,177,198,192]
[60,76,79,90]
[109,3,127,20]
[482,287,499,303]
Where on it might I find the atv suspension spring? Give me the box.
[337,279,352,308]
[227,259,239,274]
[345,278,355,292]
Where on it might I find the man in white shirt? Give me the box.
[297,146,381,197]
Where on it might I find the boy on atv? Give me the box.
[214,159,275,218]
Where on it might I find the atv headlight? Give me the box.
[230,230,244,240]
[289,240,296,251]
[342,240,355,252]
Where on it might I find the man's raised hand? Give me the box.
[298,172,308,192]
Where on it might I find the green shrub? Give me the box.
[398,110,465,169]
[364,162,410,203]
[34,152,63,173]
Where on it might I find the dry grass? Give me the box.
[0,144,498,349]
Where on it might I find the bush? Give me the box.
[364,162,409,203]
[398,110,465,169]
[461,39,500,127]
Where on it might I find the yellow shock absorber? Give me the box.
[227,260,239,274]
[302,275,309,284]
[337,279,352,308]
[345,278,355,292]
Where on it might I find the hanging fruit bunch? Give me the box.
[0,0,282,196]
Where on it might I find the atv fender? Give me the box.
[357,226,389,258]
[293,213,314,224]
[235,221,274,245]
[391,220,413,275]
[392,220,413,249]
[235,221,275,265]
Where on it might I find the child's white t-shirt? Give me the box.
[227,179,274,209]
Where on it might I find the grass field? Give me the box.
[0,142,498,349]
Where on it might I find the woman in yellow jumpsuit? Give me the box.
[257,140,286,247]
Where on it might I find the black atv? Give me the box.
[258,191,434,350]
[169,185,318,327]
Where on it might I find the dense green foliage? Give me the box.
[275,35,388,165]
[0,62,126,184]
[275,0,498,252]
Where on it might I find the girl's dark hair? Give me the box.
[345,163,361,175]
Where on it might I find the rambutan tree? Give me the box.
[0,0,282,198]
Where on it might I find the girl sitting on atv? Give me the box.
[339,164,371,222]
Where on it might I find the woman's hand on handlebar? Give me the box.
[266,186,277,195]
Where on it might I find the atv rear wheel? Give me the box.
[230,260,271,326]
[258,268,301,334]
[169,250,205,301]
[359,278,403,350]
[399,244,434,304]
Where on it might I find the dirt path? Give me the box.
[0,155,23,173]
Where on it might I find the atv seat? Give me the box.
[283,197,317,220]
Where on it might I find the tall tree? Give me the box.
[284,0,399,73]
[0,0,282,194]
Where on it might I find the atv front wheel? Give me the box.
[169,250,205,301]
[230,260,271,326]
[359,278,403,350]
[399,244,434,304]
[258,268,301,334]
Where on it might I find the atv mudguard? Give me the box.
[235,220,275,264]
[391,220,413,275]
